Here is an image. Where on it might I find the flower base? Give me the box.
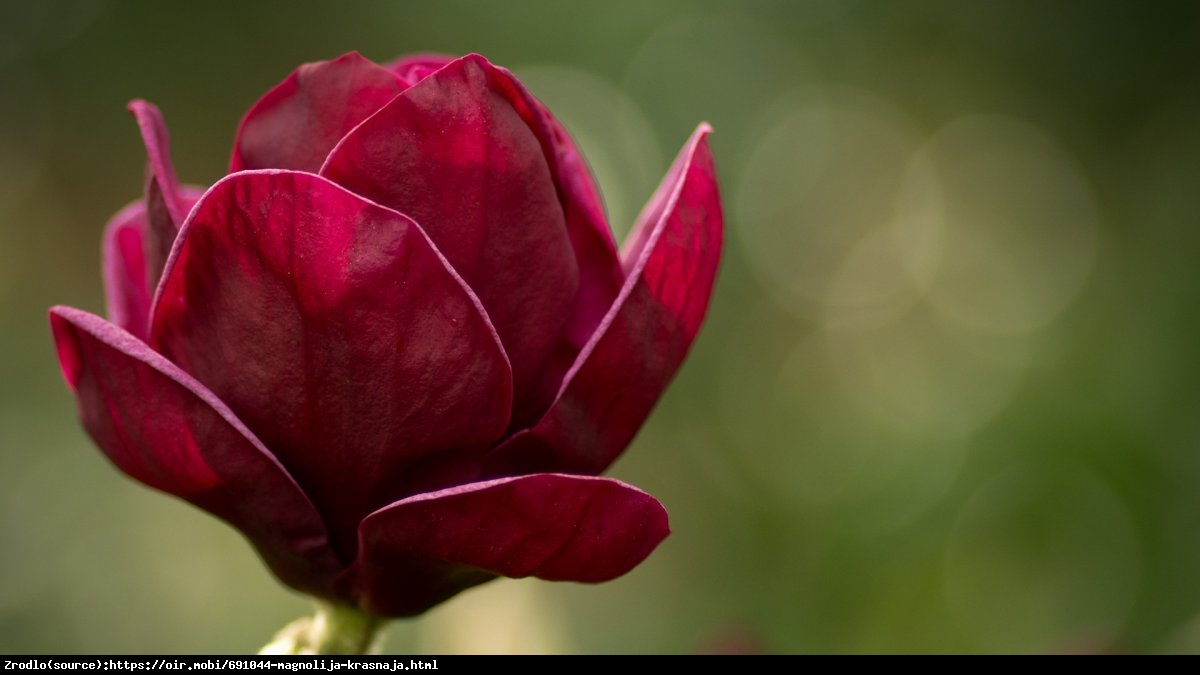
[259,600,383,655]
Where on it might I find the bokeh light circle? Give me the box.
[900,115,1100,335]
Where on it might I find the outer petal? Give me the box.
[486,125,722,476]
[101,201,150,339]
[49,306,342,597]
[229,52,406,173]
[342,473,669,617]
[321,54,579,423]
[149,170,513,562]
[485,60,627,427]
[384,53,625,352]
[128,100,192,284]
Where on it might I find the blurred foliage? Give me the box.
[4,0,1200,654]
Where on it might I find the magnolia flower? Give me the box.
[49,52,722,622]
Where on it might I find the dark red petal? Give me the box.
[321,54,579,423]
[486,125,723,476]
[342,473,669,617]
[128,100,185,226]
[128,100,195,286]
[149,170,513,562]
[49,306,342,597]
[384,53,454,86]
[229,52,405,173]
[384,54,625,354]
[100,201,150,339]
[485,60,627,426]
[101,189,205,341]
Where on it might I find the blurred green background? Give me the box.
[4,0,1200,654]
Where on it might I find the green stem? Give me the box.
[259,600,384,655]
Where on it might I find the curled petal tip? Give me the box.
[487,123,722,476]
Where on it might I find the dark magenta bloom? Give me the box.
[49,52,723,618]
